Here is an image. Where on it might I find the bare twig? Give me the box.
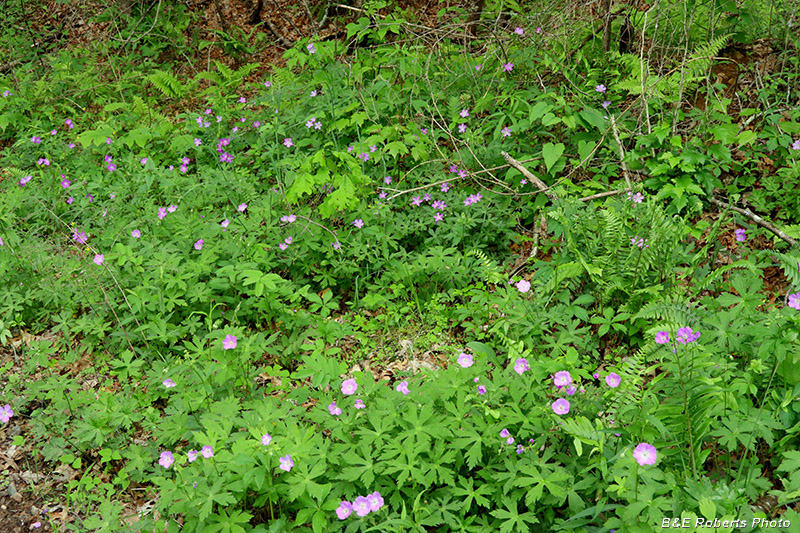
[608,114,633,191]
[578,189,626,202]
[211,0,228,34]
[710,197,797,246]
[332,3,386,18]
[0,59,21,73]
[601,0,612,52]
[500,151,558,202]
[263,17,294,49]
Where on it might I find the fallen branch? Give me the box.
[710,197,797,247]
[0,59,21,74]
[501,151,558,202]
[579,189,625,202]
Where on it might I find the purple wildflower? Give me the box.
[552,398,570,415]
[279,455,294,472]
[633,443,657,465]
[223,335,237,350]
[553,371,572,389]
[457,352,473,368]
[353,496,370,517]
[341,379,358,395]
[336,501,353,520]
[158,451,174,469]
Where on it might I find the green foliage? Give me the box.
[1,4,799,533]
[147,69,194,99]
[616,33,733,101]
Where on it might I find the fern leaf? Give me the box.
[147,70,187,99]
[634,296,702,326]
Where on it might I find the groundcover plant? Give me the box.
[1,1,800,532]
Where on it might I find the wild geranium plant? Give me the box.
[2,10,800,533]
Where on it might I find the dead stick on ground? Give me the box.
[710,197,797,246]
[609,114,633,191]
[501,151,558,202]
[579,189,626,202]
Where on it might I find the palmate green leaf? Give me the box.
[777,450,800,474]
[286,461,328,501]
[320,175,357,216]
[199,480,237,522]
[490,497,539,533]
[427,444,457,486]
[355,409,395,448]
[76,124,114,147]
[516,460,570,506]
[385,140,409,158]
[285,171,317,203]
[397,403,452,450]
[337,445,378,487]
[710,418,742,452]
[204,508,252,533]
[451,433,483,469]
[450,476,493,511]
[122,126,151,149]
[382,447,425,488]
[428,494,463,530]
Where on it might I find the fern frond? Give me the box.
[537,262,585,294]
[648,349,724,475]
[466,249,504,285]
[147,70,188,99]
[692,259,761,293]
[772,251,800,288]
[603,345,652,417]
[617,33,732,97]
[634,295,702,327]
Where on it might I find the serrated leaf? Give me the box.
[699,497,716,520]
[385,140,408,158]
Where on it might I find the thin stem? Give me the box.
[673,344,696,477]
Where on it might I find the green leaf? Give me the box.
[736,130,758,146]
[699,497,716,520]
[76,125,114,147]
[529,101,553,122]
[577,141,596,165]
[542,143,565,174]
[541,112,561,126]
[385,140,409,158]
[579,109,606,130]
[124,127,152,149]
